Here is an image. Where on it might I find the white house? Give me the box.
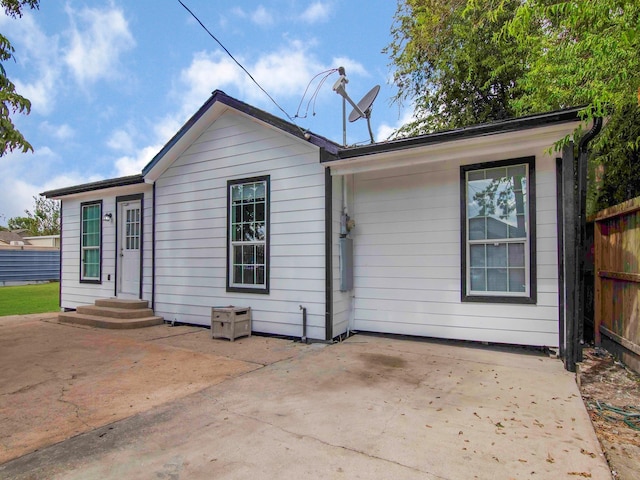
[43,90,588,365]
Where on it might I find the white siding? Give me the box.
[153,111,327,339]
[331,175,353,337]
[59,186,153,309]
[349,149,560,347]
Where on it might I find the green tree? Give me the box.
[0,0,40,156]
[504,0,640,211]
[387,0,640,210]
[386,0,527,136]
[8,196,60,235]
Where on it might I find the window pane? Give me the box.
[231,185,242,203]
[464,163,530,298]
[509,268,526,292]
[243,184,255,202]
[469,218,486,240]
[243,245,255,264]
[229,179,268,289]
[470,244,485,267]
[508,165,526,179]
[256,266,265,285]
[243,204,255,222]
[485,167,507,181]
[243,223,254,241]
[243,266,255,284]
[232,224,242,242]
[508,215,526,238]
[487,244,507,267]
[255,203,265,222]
[233,265,242,284]
[508,243,525,267]
[232,205,242,223]
[487,218,508,239]
[470,268,486,291]
[255,182,266,201]
[467,170,484,182]
[255,222,266,241]
[487,268,507,291]
[84,248,99,278]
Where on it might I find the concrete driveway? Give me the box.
[0,314,611,479]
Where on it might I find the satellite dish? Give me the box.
[348,85,380,123]
[332,67,380,145]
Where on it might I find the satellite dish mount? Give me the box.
[332,66,380,146]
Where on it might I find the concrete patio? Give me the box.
[0,313,611,479]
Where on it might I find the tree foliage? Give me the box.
[8,195,60,236]
[0,0,40,156]
[387,0,640,211]
[386,0,526,136]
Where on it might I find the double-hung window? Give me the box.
[80,201,102,283]
[461,157,536,303]
[227,176,270,293]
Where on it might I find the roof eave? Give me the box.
[328,106,586,162]
[41,174,145,199]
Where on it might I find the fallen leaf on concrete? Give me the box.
[567,472,592,478]
[546,453,555,464]
[580,448,596,458]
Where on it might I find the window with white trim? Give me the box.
[461,157,536,303]
[227,176,269,293]
[80,201,102,282]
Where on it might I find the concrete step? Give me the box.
[76,305,155,319]
[95,298,149,310]
[58,312,164,330]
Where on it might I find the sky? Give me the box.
[0,0,413,226]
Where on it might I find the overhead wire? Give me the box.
[177,0,303,129]
[294,68,338,119]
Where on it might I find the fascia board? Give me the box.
[327,121,584,176]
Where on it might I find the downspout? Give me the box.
[58,202,63,310]
[151,182,156,311]
[299,304,307,343]
[573,116,603,366]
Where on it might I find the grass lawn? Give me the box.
[0,282,60,316]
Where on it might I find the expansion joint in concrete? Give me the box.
[228,409,450,480]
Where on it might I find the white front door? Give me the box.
[117,200,141,298]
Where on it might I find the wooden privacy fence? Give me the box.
[593,196,640,372]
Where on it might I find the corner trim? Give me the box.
[324,167,333,341]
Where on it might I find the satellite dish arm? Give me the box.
[332,76,367,119]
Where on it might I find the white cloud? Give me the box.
[331,57,367,77]
[0,147,88,225]
[299,2,331,23]
[114,144,161,177]
[0,12,61,115]
[376,105,416,142]
[40,121,75,141]
[107,128,135,152]
[178,51,243,115]
[63,5,135,86]
[251,6,274,26]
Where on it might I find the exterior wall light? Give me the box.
[103,212,113,222]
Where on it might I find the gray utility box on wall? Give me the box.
[339,236,353,291]
[211,306,252,341]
